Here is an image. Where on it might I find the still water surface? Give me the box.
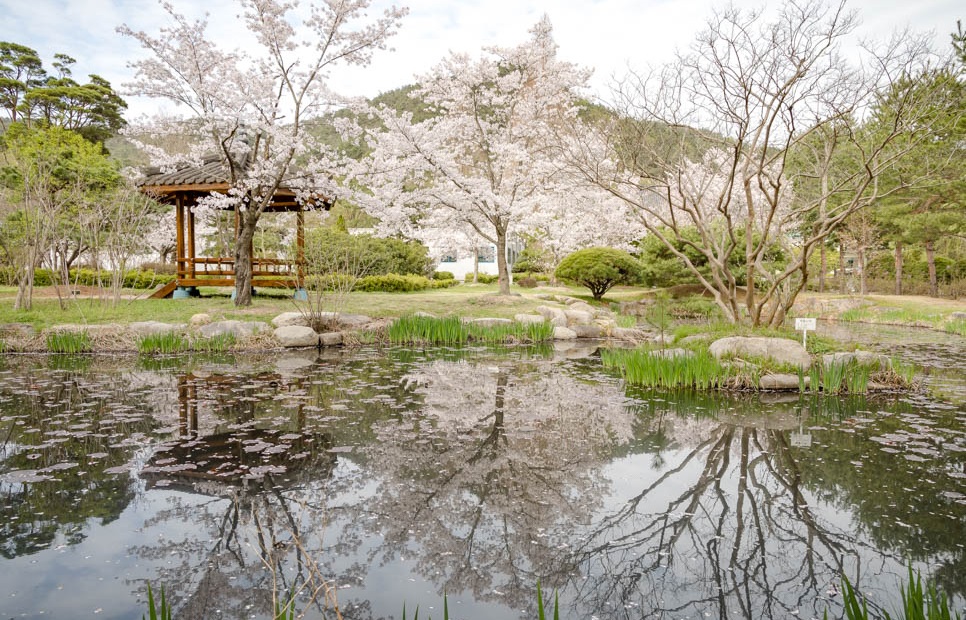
[1,332,964,619]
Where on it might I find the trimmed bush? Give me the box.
[555,247,644,300]
[433,271,455,281]
[464,273,498,284]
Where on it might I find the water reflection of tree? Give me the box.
[337,360,636,611]
[567,390,966,619]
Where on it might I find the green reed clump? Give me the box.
[601,348,734,390]
[389,315,467,345]
[193,333,236,352]
[137,332,190,354]
[46,330,91,354]
[389,315,554,345]
[945,317,966,337]
[834,566,961,620]
[143,583,172,620]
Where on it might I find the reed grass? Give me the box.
[45,330,91,354]
[601,348,735,390]
[137,332,190,354]
[143,583,171,620]
[835,566,962,620]
[193,333,236,352]
[388,315,553,345]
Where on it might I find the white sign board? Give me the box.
[795,318,817,331]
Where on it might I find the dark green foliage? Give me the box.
[432,271,454,281]
[306,273,457,293]
[555,247,644,300]
[464,272,498,284]
[304,228,432,278]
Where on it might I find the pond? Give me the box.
[0,329,964,620]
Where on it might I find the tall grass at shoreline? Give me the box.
[45,330,91,354]
[387,315,554,345]
[601,348,737,390]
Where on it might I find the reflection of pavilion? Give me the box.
[141,371,335,492]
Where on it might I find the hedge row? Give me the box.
[307,273,461,293]
[0,268,176,289]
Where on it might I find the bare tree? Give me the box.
[562,0,953,326]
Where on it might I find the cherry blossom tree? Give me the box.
[118,0,407,305]
[358,17,590,295]
[561,0,954,326]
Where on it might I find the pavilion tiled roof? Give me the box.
[140,154,237,188]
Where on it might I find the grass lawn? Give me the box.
[0,282,644,330]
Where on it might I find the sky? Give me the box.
[0,0,962,120]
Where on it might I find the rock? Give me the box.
[130,321,186,336]
[0,323,34,338]
[569,301,598,316]
[611,327,649,342]
[617,300,652,317]
[564,309,595,326]
[198,320,269,339]
[320,332,343,347]
[553,326,578,340]
[759,373,802,390]
[679,334,711,345]
[274,325,319,348]
[535,305,568,327]
[271,312,309,328]
[50,323,124,336]
[650,334,675,347]
[336,313,373,328]
[189,313,212,327]
[514,313,546,325]
[709,336,811,370]
[572,324,603,338]
[822,351,892,370]
[468,317,514,328]
[950,311,966,320]
[413,311,437,318]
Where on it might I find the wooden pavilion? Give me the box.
[139,154,332,299]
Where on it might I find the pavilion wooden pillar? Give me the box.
[175,194,186,281]
[188,207,197,279]
[297,208,305,286]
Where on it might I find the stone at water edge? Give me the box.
[709,336,811,370]
[271,312,310,328]
[198,320,270,339]
[514,313,546,325]
[320,332,343,347]
[759,374,802,390]
[822,351,892,371]
[130,321,186,336]
[273,325,320,348]
[553,326,578,340]
[535,305,568,327]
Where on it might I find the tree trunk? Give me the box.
[496,231,510,296]
[838,242,846,294]
[234,214,256,306]
[925,240,938,297]
[857,246,867,295]
[894,241,903,296]
[819,244,827,293]
[473,248,479,283]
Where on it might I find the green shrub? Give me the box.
[355,273,432,292]
[517,276,538,288]
[555,247,644,300]
[304,228,432,277]
[464,273,498,284]
[433,270,455,281]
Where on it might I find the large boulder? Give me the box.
[271,312,309,328]
[514,313,546,325]
[572,324,603,339]
[564,309,595,326]
[198,320,270,340]
[320,332,343,347]
[274,325,319,348]
[553,326,578,340]
[759,373,802,390]
[822,351,891,370]
[535,305,568,327]
[130,321,186,336]
[709,336,811,370]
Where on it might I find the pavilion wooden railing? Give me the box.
[177,257,305,279]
